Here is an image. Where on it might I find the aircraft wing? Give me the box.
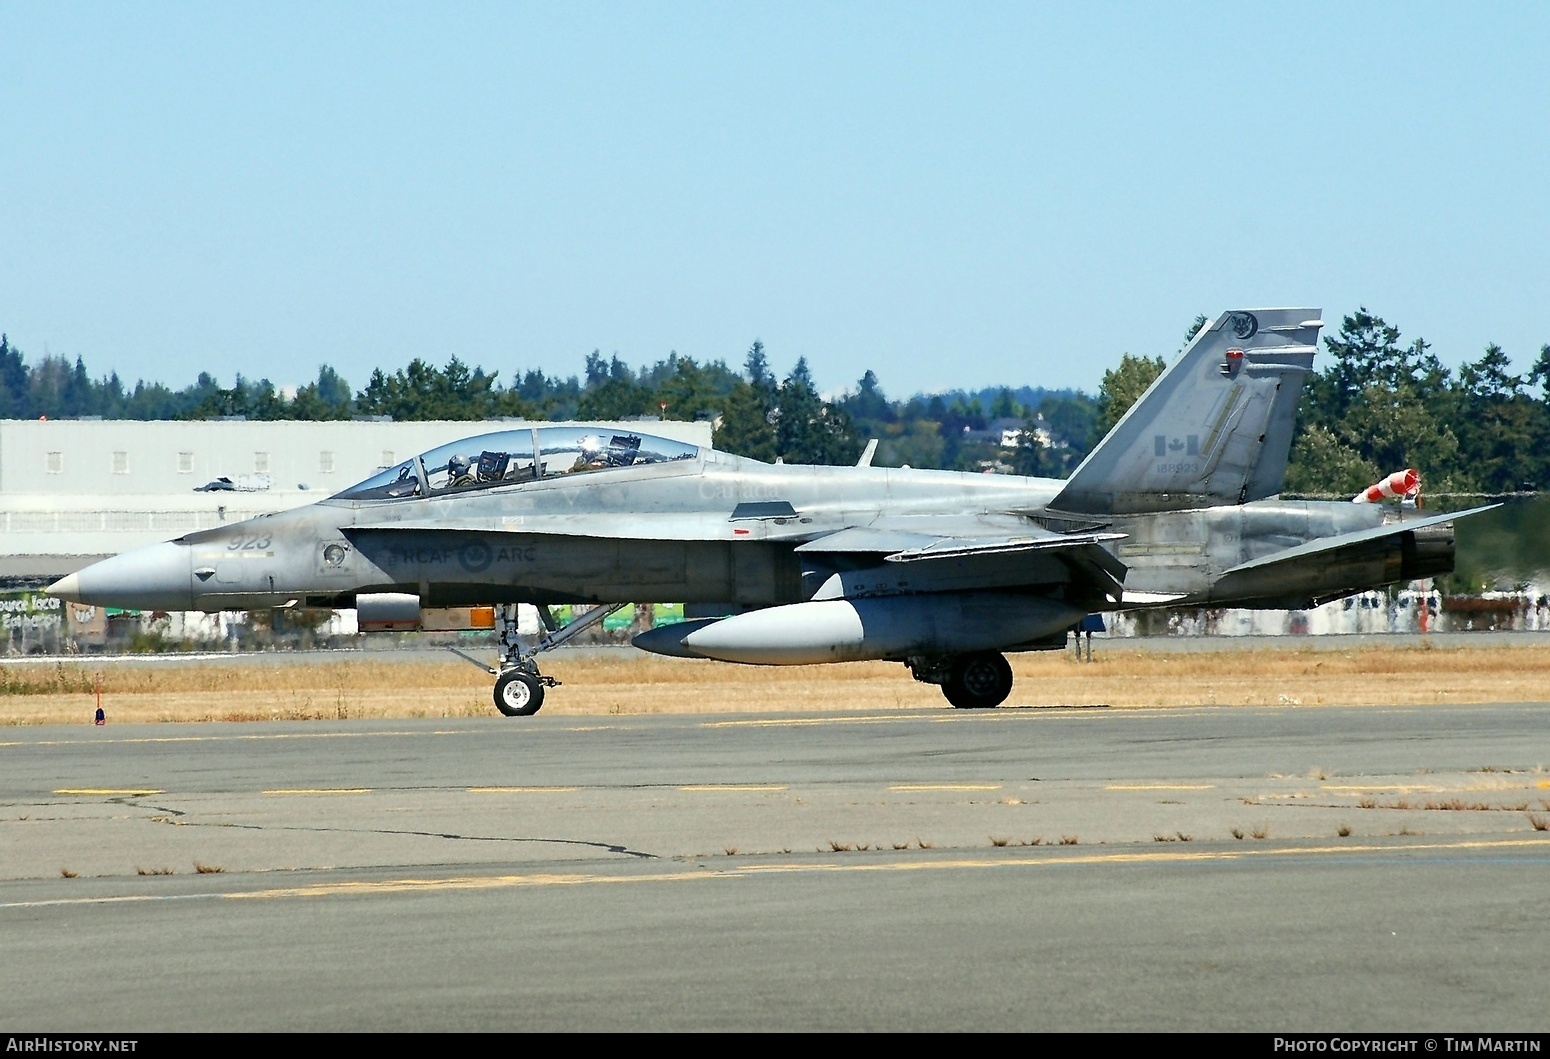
[880,531,1126,563]
[791,526,944,554]
[797,525,1129,604]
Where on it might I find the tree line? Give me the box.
[2,309,1546,493]
[0,333,1095,470]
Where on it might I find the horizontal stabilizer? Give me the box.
[1217,505,1497,579]
[1209,504,1497,606]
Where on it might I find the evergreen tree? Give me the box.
[1290,311,1471,493]
[577,375,652,420]
[654,356,718,421]
[0,335,26,417]
[990,387,1019,419]
[355,357,502,420]
[1036,395,1096,460]
[843,369,891,423]
[289,365,355,420]
[584,351,608,388]
[714,380,778,460]
[713,342,782,460]
[1011,413,1051,477]
[1283,424,1380,495]
[775,358,860,465]
[1454,344,1536,493]
[744,340,775,401]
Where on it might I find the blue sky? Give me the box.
[2,3,1547,398]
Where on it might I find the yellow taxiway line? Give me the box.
[2,730,475,749]
[261,788,373,796]
[1105,784,1216,791]
[1322,785,1445,793]
[678,784,789,792]
[889,784,1002,792]
[223,835,1550,901]
[4,836,1546,911]
[53,788,164,797]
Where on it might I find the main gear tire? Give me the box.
[494,670,545,717]
[943,652,1013,709]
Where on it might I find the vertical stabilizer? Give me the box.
[1051,308,1321,514]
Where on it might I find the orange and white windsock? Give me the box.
[1353,468,1420,504]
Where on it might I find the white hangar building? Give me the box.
[0,418,713,585]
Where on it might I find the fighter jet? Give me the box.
[48,308,1491,715]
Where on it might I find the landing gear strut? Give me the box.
[908,651,1014,709]
[449,602,630,717]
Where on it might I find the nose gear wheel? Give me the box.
[494,668,545,717]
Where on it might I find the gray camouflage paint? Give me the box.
[49,308,1469,651]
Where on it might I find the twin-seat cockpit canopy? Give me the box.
[333,427,699,501]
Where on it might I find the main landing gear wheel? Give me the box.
[494,670,545,717]
[943,652,1013,709]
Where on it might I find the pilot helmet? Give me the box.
[448,453,472,477]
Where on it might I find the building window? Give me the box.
[254,452,270,473]
[177,452,195,474]
[112,451,130,475]
[319,451,335,474]
[45,452,64,474]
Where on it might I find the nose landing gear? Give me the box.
[449,602,629,717]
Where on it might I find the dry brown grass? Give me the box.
[4,642,1550,725]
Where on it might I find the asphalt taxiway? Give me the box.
[2,701,1548,1030]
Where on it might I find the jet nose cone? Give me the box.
[50,542,194,610]
[45,572,83,602]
